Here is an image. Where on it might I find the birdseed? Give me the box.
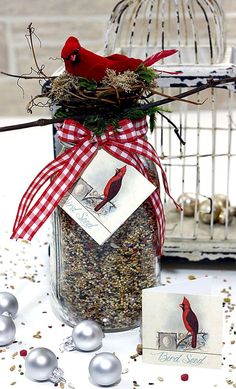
[50,196,160,331]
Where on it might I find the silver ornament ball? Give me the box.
[177,193,197,217]
[0,292,18,318]
[0,315,16,346]
[25,347,58,382]
[89,352,122,386]
[72,320,103,351]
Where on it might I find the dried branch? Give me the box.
[0,71,54,80]
[148,88,206,106]
[26,94,49,113]
[26,23,48,79]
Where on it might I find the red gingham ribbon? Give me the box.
[11,117,180,254]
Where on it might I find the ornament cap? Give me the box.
[60,336,77,352]
[49,367,66,384]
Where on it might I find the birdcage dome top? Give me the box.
[105,0,225,65]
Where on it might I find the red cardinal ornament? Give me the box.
[61,36,177,82]
[94,166,127,212]
[179,297,199,349]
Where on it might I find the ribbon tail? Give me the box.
[12,141,97,240]
[12,148,75,233]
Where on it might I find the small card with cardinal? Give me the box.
[60,149,156,244]
[142,278,223,369]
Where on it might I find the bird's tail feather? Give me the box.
[191,332,197,348]
[94,198,108,212]
[143,49,178,67]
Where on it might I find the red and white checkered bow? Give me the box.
[11,117,180,254]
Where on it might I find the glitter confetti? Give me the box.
[20,349,27,357]
[33,331,42,339]
[181,373,189,381]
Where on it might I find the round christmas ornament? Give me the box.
[199,199,221,224]
[25,347,65,383]
[0,292,18,318]
[89,352,122,386]
[62,320,104,352]
[218,208,234,225]
[177,193,197,217]
[0,315,16,346]
[214,194,230,210]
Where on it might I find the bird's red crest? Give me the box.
[120,166,127,175]
[182,296,190,306]
[61,36,81,59]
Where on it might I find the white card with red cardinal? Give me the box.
[60,149,156,244]
[142,278,223,369]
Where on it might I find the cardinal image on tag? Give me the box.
[60,150,156,245]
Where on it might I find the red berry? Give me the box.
[181,374,189,381]
[20,349,28,357]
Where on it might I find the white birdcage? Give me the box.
[105,0,236,261]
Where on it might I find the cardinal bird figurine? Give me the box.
[61,36,177,82]
[179,297,199,349]
[94,166,127,212]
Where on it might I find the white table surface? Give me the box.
[0,117,235,389]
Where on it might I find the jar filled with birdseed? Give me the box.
[49,126,162,332]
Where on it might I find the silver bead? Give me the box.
[25,347,65,383]
[72,320,103,351]
[0,315,16,346]
[0,292,18,318]
[89,352,122,386]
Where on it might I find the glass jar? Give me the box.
[50,149,161,332]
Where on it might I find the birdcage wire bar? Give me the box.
[105,0,236,260]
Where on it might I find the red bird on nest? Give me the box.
[94,166,127,212]
[61,36,177,82]
[179,296,199,349]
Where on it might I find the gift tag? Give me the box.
[60,149,156,244]
[142,278,223,369]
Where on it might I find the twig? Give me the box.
[27,23,48,79]
[157,111,186,145]
[0,76,236,133]
[149,88,206,106]
[139,76,236,111]
[0,71,54,80]
[26,94,49,113]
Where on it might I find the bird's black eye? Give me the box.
[65,49,79,60]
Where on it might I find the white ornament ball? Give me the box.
[89,352,122,386]
[72,320,103,351]
[0,292,18,318]
[0,315,16,346]
[25,347,58,381]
